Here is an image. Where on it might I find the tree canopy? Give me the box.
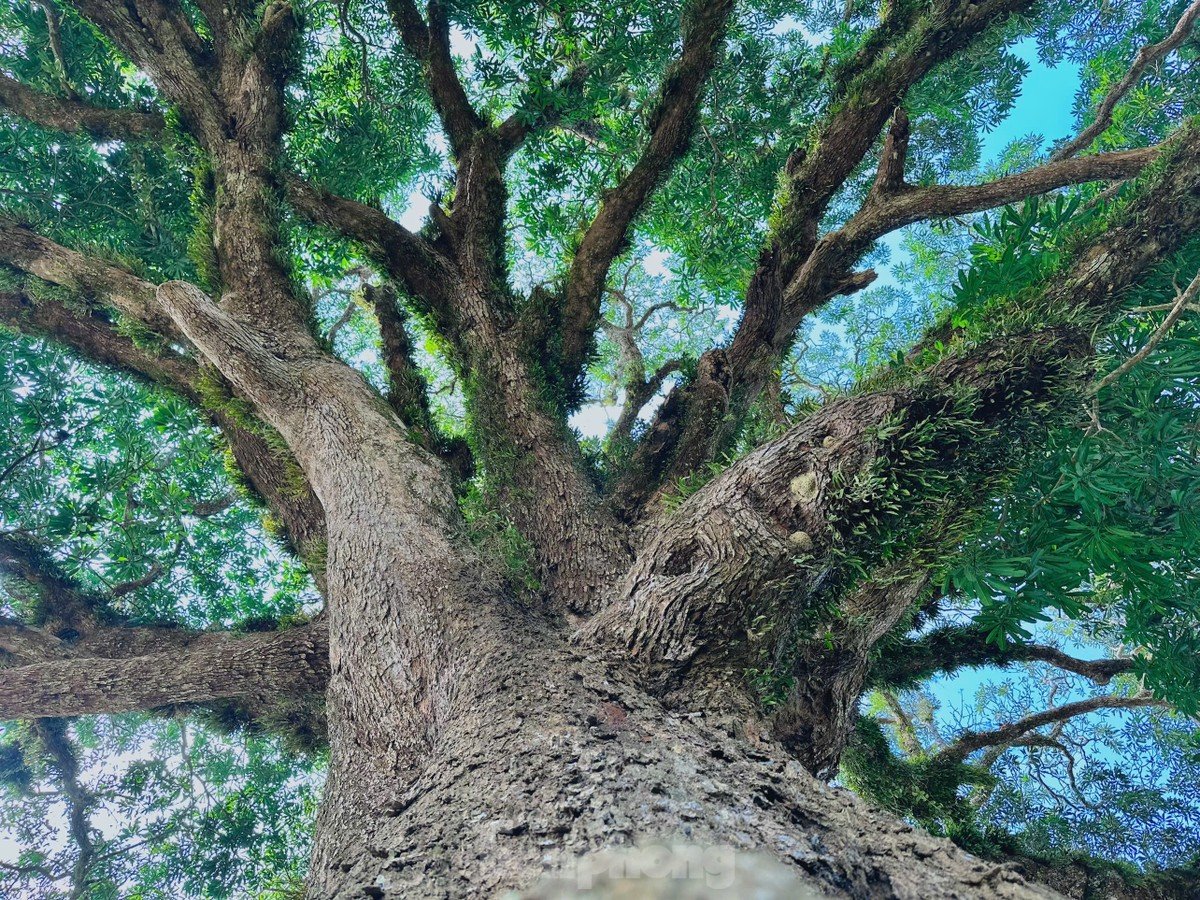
[2,0,1200,897]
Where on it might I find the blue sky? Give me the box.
[923,42,1085,718]
[982,38,1082,158]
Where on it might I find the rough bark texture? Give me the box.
[307,612,1059,900]
[3,1,1200,898]
[0,623,328,718]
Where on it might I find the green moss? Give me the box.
[300,538,327,577]
[196,366,262,434]
[841,716,992,840]
[115,314,167,353]
[457,481,540,595]
[187,159,220,291]
[517,283,581,416]
[0,264,26,293]
[23,275,78,309]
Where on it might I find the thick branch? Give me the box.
[0,532,99,634]
[0,287,196,391]
[0,74,165,140]
[873,106,910,193]
[367,282,471,479]
[878,689,923,756]
[0,221,175,337]
[69,0,223,147]
[0,618,72,665]
[869,624,1137,690]
[609,358,683,453]
[0,622,329,719]
[284,177,458,322]
[770,0,1034,276]
[1012,647,1135,683]
[0,530,328,701]
[560,0,735,382]
[0,274,327,585]
[384,0,484,156]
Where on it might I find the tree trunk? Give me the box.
[307,609,1055,899]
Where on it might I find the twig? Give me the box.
[1052,0,1200,161]
[1090,268,1200,396]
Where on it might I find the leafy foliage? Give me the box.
[1,0,1199,893]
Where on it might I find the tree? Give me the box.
[2,0,1200,896]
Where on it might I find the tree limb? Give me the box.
[0,617,73,665]
[32,719,97,900]
[0,286,196,391]
[0,73,164,141]
[868,624,1137,690]
[1051,0,1200,162]
[878,689,923,756]
[0,623,329,719]
[612,0,1039,515]
[0,271,328,588]
[69,0,223,147]
[935,694,1170,764]
[384,0,484,157]
[37,0,77,98]
[492,64,591,157]
[284,177,458,323]
[785,145,1161,318]
[1090,266,1200,395]
[0,220,175,338]
[368,281,471,477]
[585,123,1200,722]
[560,0,735,384]
[0,532,100,635]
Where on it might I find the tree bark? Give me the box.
[307,613,1057,899]
[5,5,1196,898]
[0,623,328,718]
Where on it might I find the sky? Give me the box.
[910,40,1085,716]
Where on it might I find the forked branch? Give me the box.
[787,142,1163,315]
[284,177,458,320]
[560,0,735,383]
[385,0,484,156]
